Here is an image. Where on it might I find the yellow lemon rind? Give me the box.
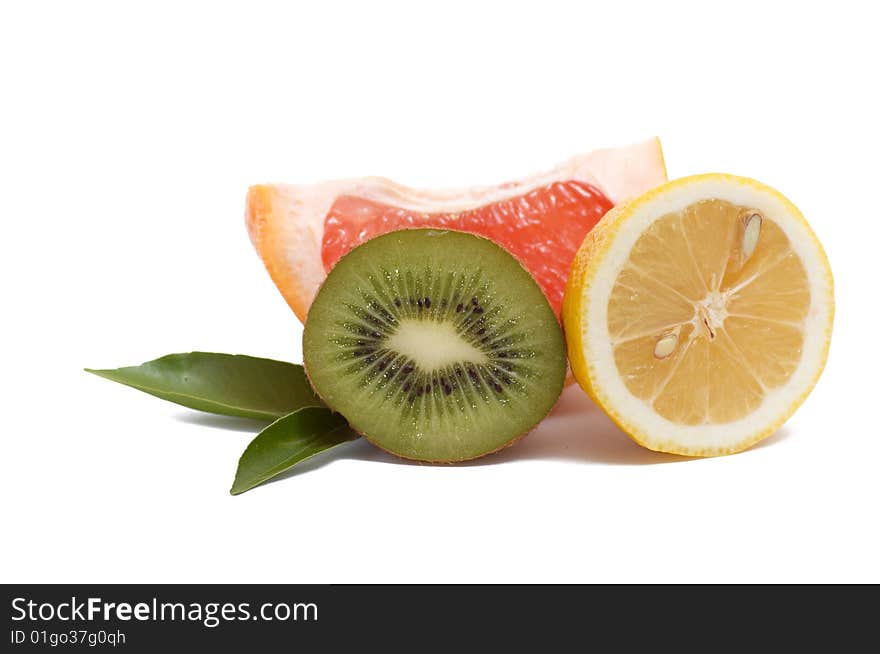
[563,174,834,457]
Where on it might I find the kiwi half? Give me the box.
[303,229,566,462]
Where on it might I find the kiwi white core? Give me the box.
[386,319,488,371]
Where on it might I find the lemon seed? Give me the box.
[742,211,762,260]
[653,332,678,359]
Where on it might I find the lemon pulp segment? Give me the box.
[609,199,809,426]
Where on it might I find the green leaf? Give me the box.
[86,352,324,421]
[231,407,358,494]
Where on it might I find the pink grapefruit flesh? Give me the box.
[245,138,667,323]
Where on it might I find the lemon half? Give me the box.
[563,174,834,456]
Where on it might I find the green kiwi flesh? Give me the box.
[303,229,566,462]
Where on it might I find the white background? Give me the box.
[2,1,877,583]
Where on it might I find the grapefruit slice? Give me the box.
[246,138,666,322]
